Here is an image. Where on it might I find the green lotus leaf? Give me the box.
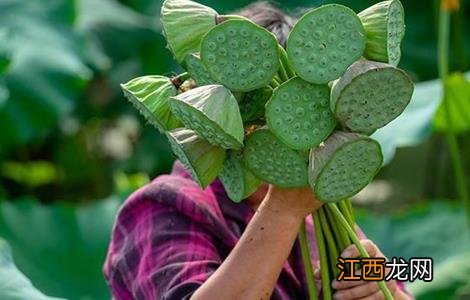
[237,86,272,123]
[331,60,413,134]
[121,75,182,133]
[161,0,218,64]
[170,84,244,149]
[219,150,261,203]
[184,53,215,86]
[287,4,365,84]
[358,0,405,67]
[309,131,383,203]
[243,127,308,188]
[266,77,336,150]
[167,128,226,188]
[201,19,280,92]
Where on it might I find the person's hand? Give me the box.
[262,185,324,218]
[315,239,413,300]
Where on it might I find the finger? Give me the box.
[341,240,379,258]
[332,269,364,290]
[386,280,398,296]
[333,282,379,300]
[359,290,385,300]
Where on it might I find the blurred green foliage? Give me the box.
[0,196,123,299]
[0,0,469,299]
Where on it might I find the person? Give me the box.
[103,2,413,299]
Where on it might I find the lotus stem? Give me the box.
[437,0,470,223]
[318,208,340,277]
[312,211,332,300]
[328,204,394,300]
[299,219,318,300]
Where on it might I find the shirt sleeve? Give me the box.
[103,180,223,300]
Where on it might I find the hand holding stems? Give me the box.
[191,185,323,300]
[314,239,413,300]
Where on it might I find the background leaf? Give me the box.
[433,72,470,134]
[0,238,64,300]
[0,196,123,299]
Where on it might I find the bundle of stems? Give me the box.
[298,200,394,300]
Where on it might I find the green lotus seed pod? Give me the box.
[121,75,182,132]
[331,60,414,134]
[185,53,215,86]
[170,85,244,149]
[167,128,226,188]
[243,127,308,188]
[309,131,383,203]
[237,86,273,123]
[161,0,218,64]
[219,150,262,202]
[358,0,405,66]
[287,4,366,84]
[266,77,336,150]
[201,19,280,92]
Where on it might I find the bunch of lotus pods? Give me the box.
[123,1,413,299]
[122,0,413,205]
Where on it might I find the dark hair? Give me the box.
[235,1,296,48]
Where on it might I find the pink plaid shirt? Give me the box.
[104,161,405,299]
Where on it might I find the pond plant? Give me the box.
[122,0,412,299]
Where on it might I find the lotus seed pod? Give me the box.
[161,0,217,64]
[331,60,413,134]
[201,19,280,92]
[219,150,262,202]
[167,128,226,188]
[358,0,405,66]
[184,53,215,86]
[237,86,273,123]
[309,131,383,203]
[243,127,308,188]
[170,85,244,149]
[266,77,336,150]
[121,75,182,132]
[287,4,366,84]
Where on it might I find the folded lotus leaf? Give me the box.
[243,127,308,188]
[219,150,262,202]
[161,0,218,63]
[167,128,226,188]
[358,0,405,66]
[201,19,280,92]
[309,131,383,202]
[266,77,336,150]
[287,4,366,84]
[170,85,244,149]
[121,75,181,132]
[331,60,413,134]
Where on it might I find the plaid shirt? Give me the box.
[104,161,405,299]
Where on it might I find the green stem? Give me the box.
[338,200,354,228]
[299,219,318,300]
[318,208,339,277]
[279,46,296,78]
[277,62,289,83]
[437,3,470,221]
[325,204,350,251]
[312,211,332,300]
[328,204,394,300]
[270,76,281,89]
